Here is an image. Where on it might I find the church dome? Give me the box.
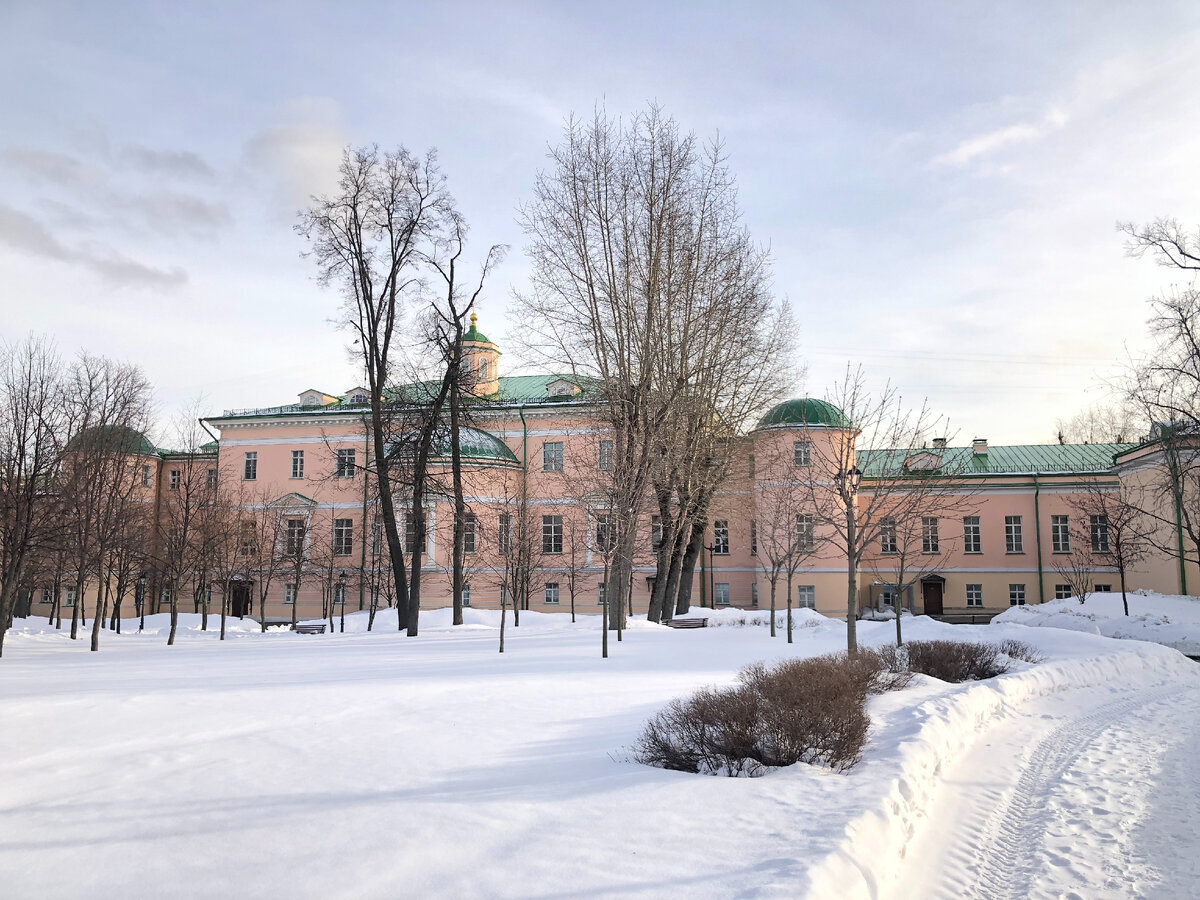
[756,398,849,429]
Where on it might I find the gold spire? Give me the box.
[470,311,478,328]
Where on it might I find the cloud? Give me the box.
[121,145,215,179]
[932,122,1042,167]
[0,202,186,289]
[243,98,347,206]
[2,147,105,187]
[118,191,233,236]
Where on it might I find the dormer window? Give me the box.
[349,393,368,405]
[547,379,577,398]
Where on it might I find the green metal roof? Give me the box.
[858,443,1137,478]
[756,398,850,429]
[65,424,158,456]
[463,322,491,344]
[437,427,519,464]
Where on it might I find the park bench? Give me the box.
[664,617,708,629]
[293,622,327,635]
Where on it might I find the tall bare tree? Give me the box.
[1066,482,1151,615]
[517,104,793,635]
[0,336,66,657]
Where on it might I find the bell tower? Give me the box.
[462,311,500,396]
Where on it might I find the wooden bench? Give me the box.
[293,622,327,634]
[664,617,708,629]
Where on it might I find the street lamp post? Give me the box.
[338,569,348,634]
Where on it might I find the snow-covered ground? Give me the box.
[1,608,1197,899]
[995,590,1200,656]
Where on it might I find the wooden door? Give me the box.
[922,581,944,616]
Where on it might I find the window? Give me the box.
[66,586,77,606]
[750,520,757,557]
[349,392,368,405]
[1005,516,1024,553]
[284,584,296,606]
[797,585,816,609]
[1094,584,1112,592]
[333,518,353,556]
[598,583,606,606]
[285,519,305,556]
[462,582,471,607]
[498,514,511,556]
[371,521,383,556]
[963,516,981,553]
[1055,584,1072,600]
[168,469,180,490]
[1009,583,1026,606]
[160,587,172,607]
[881,588,896,607]
[333,583,345,606]
[477,357,489,381]
[239,521,257,557]
[966,584,983,607]
[751,583,759,607]
[141,464,152,487]
[243,451,257,481]
[463,513,477,554]
[543,441,563,472]
[713,520,729,555]
[714,583,730,606]
[922,517,940,553]
[748,454,755,478]
[880,517,898,554]
[40,587,52,604]
[795,514,814,552]
[542,515,563,554]
[336,449,356,478]
[1091,515,1111,553]
[793,440,811,467]
[544,582,560,604]
[598,439,613,471]
[1051,515,1070,553]
[651,515,663,550]
[291,450,304,479]
[402,512,418,554]
[206,468,217,489]
[595,512,615,553]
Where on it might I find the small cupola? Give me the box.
[462,311,500,396]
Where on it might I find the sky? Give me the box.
[2,1,1199,444]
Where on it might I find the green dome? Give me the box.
[756,398,849,429]
[463,312,492,345]
[65,424,157,456]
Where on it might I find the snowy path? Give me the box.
[887,680,1200,900]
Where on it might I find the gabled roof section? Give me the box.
[860,443,1136,478]
[271,492,318,508]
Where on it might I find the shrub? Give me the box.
[634,654,871,776]
[903,640,1009,682]
[995,638,1044,664]
[848,644,915,695]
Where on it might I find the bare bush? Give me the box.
[635,654,872,776]
[903,640,1009,682]
[995,639,1044,664]
[848,645,915,694]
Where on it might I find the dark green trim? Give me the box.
[1033,473,1045,604]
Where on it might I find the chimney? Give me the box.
[932,437,947,449]
[972,438,988,455]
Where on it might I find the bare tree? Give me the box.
[1066,483,1151,615]
[0,336,66,657]
[1055,400,1142,445]
[805,366,959,654]
[298,145,452,633]
[517,104,793,637]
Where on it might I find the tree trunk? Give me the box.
[675,523,704,615]
[769,577,777,638]
[785,571,793,644]
[168,580,180,646]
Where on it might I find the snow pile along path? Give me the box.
[994,590,1200,656]
[803,631,1200,900]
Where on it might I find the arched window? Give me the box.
[477,357,489,381]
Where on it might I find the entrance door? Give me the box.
[230,582,252,618]
[921,581,944,616]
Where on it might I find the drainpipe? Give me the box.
[1033,473,1045,604]
[519,406,529,611]
[360,425,369,611]
[699,540,707,608]
[1175,490,1189,595]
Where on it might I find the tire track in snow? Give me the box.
[932,683,1189,900]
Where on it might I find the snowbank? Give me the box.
[994,590,1200,656]
[801,620,1200,900]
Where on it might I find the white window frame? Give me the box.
[284,584,297,606]
[462,582,471,606]
[963,516,981,553]
[333,518,353,556]
[1005,516,1024,554]
[1051,515,1070,553]
[793,440,811,467]
[1091,515,1111,553]
[597,439,613,471]
[336,448,356,478]
[542,441,564,473]
[333,583,345,606]
[291,449,304,479]
[498,514,511,556]
[714,582,730,606]
[796,514,815,552]
[168,469,180,491]
[922,516,939,554]
[463,513,477,554]
[880,517,898,554]
[1009,583,1026,606]
[542,515,563,554]
[712,520,730,555]
[1094,583,1112,592]
[1055,584,1072,600]
[142,464,152,487]
[797,585,816,609]
[966,584,982,607]
[544,582,560,605]
[243,451,257,481]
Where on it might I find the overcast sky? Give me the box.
[2,1,1199,444]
